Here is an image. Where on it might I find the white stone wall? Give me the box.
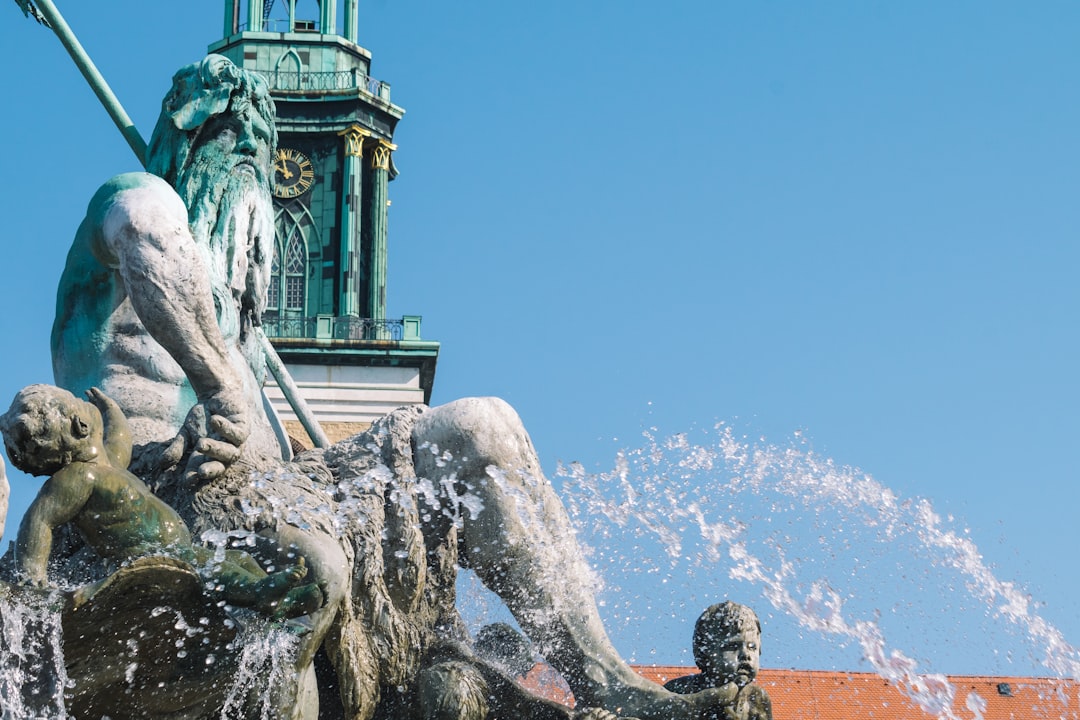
[264,363,425,426]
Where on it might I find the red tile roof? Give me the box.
[523,665,1080,719]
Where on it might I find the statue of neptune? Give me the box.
[48,55,742,720]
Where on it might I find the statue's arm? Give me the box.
[92,175,249,477]
[15,469,93,586]
[95,176,241,405]
[86,387,132,469]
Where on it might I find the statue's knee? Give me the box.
[304,543,348,608]
[414,397,533,473]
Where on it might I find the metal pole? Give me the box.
[257,329,331,449]
[31,0,148,166]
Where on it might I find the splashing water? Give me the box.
[550,423,1080,719]
[4,419,1073,719]
[0,590,70,720]
[218,618,300,720]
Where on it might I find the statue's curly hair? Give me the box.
[145,54,278,188]
[0,385,92,477]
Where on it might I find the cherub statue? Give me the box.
[0,384,322,619]
[664,602,773,720]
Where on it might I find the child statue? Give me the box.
[0,384,322,619]
[664,601,774,720]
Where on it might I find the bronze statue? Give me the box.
[1,384,320,619]
[665,602,774,720]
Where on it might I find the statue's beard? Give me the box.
[175,153,275,348]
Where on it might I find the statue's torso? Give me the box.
[51,173,278,458]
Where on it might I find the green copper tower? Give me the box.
[211,0,438,443]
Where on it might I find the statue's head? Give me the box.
[692,601,762,687]
[146,55,277,336]
[0,385,103,477]
[146,54,277,190]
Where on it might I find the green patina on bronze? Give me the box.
[0,384,320,619]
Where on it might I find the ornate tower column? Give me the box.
[344,0,359,43]
[338,125,370,318]
[246,0,262,31]
[367,139,395,325]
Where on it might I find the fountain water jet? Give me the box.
[543,422,1080,718]
[0,590,69,719]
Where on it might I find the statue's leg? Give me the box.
[413,398,721,720]
[258,523,349,720]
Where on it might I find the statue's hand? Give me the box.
[738,684,772,720]
[701,683,769,720]
[677,682,743,720]
[84,386,116,413]
[167,391,250,484]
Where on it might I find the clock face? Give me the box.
[273,148,315,199]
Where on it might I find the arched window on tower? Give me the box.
[265,201,321,338]
[284,230,306,312]
[267,242,281,313]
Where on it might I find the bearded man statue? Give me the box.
[53,54,284,479]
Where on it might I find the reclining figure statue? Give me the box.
[36,54,749,720]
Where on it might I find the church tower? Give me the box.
[210,0,439,444]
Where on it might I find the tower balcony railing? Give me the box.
[262,314,423,342]
[238,19,320,33]
[259,69,390,101]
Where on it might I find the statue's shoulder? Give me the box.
[84,172,172,224]
[41,461,96,494]
[73,172,182,269]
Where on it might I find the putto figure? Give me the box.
[665,601,774,720]
[1,384,321,619]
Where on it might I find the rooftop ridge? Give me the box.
[631,665,1078,684]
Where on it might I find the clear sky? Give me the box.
[1,0,1078,685]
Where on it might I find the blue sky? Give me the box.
[1,1,1079,683]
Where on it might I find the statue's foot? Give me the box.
[255,557,308,593]
[250,556,324,620]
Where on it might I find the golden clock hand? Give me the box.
[276,160,294,179]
